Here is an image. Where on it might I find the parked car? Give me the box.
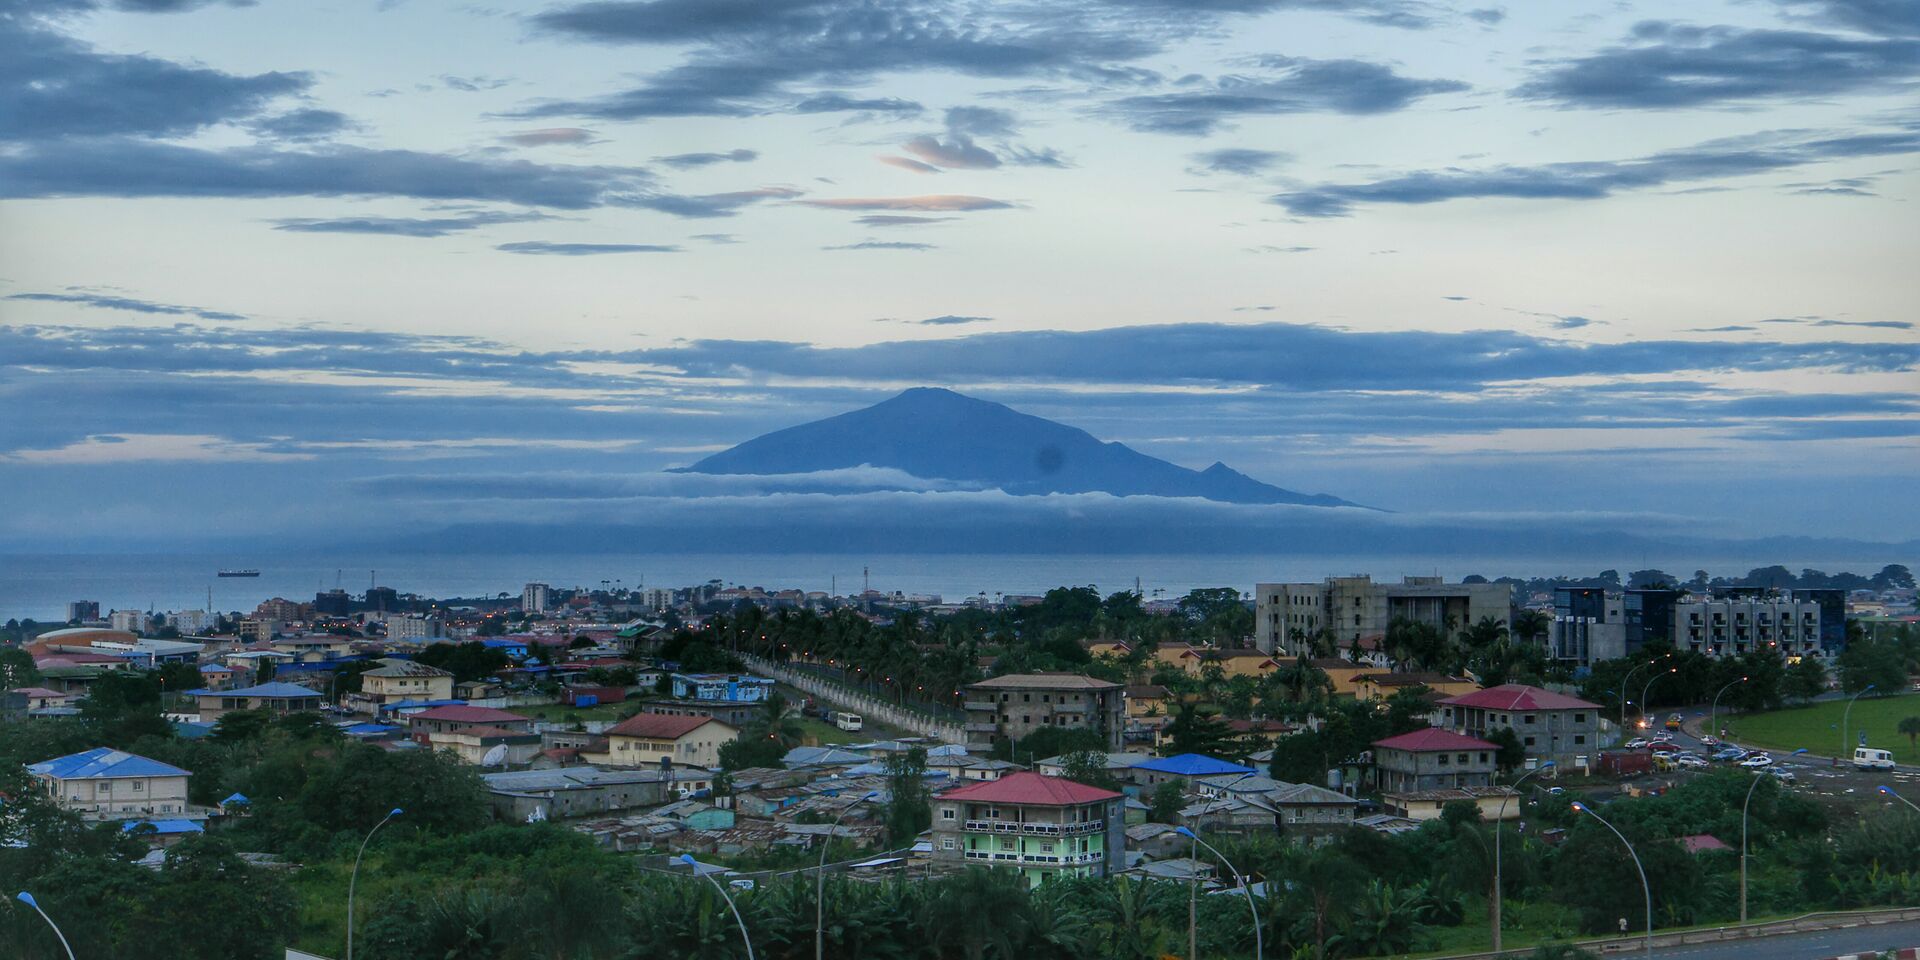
[1699,735,1719,747]
[1712,747,1748,762]
[1739,754,1774,768]
[1768,768,1797,783]
[1624,738,1651,749]
[1677,756,1710,770]
[1650,741,1680,753]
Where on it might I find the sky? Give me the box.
[0,0,1916,551]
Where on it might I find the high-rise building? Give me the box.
[1792,588,1847,654]
[66,601,100,622]
[108,609,146,634]
[522,582,552,615]
[365,586,399,612]
[313,588,352,616]
[1675,594,1824,659]
[1624,588,1682,652]
[169,609,212,634]
[1548,587,1620,663]
[1255,575,1512,655]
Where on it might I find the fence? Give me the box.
[742,653,966,744]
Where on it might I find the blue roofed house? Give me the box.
[185,681,327,722]
[1128,754,1256,790]
[28,748,194,821]
[122,819,206,848]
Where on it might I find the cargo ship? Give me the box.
[217,569,261,578]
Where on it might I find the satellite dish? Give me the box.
[482,744,509,767]
[525,806,547,823]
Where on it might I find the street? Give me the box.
[1646,918,1920,960]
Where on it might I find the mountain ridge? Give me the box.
[671,387,1369,508]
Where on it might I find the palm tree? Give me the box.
[1512,609,1552,649]
[1093,876,1176,960]
[1329,881,1424,958]
[1900,715,1920,750]
[1279,845,1366,959]
[921,867,1035,960]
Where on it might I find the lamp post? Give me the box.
[1569,802,1651,956]
[345,807,402,960]
[816,791,877,960]
[1491,760,1556,952]
[1742,749,1806,922]
[682,854,755,960]
[1877,785,1920,814]
[14,892,75,960]
[1841,684,1877,762]
[1618,657,1665,731]
[1176,826,1262,960]
[1709,677,1747,742]
[1637,668,1676,731]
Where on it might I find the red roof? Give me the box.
[1677,834,1731,854]
[607,713,732,739]
[407,705,528,725]
[938,771,1121,806]
[1374,728,1498,752]
[1441,684,1600,711]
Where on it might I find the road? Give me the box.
[1643,918,1920,960]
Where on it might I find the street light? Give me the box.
[1637,668,1677,730]
[345,807,402,960]
[1842,684,1877,762]
[681,854,755,960]
[1742,749,1806,922]
[1491,760,1555,952]
[1176,826,1262,960]
[1709,677,1747,741]
[14,892,75,960]
[816,791,878,960]
[1569,801,1651,956]
[1618,657,1666,732]
[1877,785,1920,815]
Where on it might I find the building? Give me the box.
[3,686,80,720]
[1352,672,1479,702]
[67,601,100,622]
[187,681,327,722]
[253,598,310,622]
[1548,587,1621,664]
[1437,684,1601,767]
[28,748,192,820]
[1549,587,1840,667]
[269,635,355,662]
[407,705,540,765]
[168,609,212,635]
[1793,588,1848,654]
[1382,785,1521,821]
[668,673,774,702]
[931,772,1127,886]
[365,585,399,612]
[523,582,552,615]
[353,658,455,712]
[480,767,689,822]
[635,698,765,728]
[194,663,239,691]
[595,714,738,768]
[1675,595,1825,660]
[387,615,445,641]
[1624,588,1681,652]
[1255,575,1512,655]
[1123,684,1170,720]
[108,609,146,634]
[963,673,1126,751]
[1372,728,1499,794]
[313,589,353,616]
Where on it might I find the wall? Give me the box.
[741,653,965,744]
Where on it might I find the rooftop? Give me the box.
[29,748,190,781]
[606,713,733,739]
[188,681,324,699]
[1442,684,1601,711]
[408,705,528,724]
[968,673,1122,691]
[939,771,1121,806]
[363,658,454,679]
[1132,753,1255,777]
[1373,728,1500,752]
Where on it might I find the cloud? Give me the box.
[1769,0,1920,38]
[791,93,924,114]
[1190,148,1291,175]
[1246,245,1315,253]
[1767,317,1916,329]
[244,108,352,142]
[690,233,740,243]
[1272,123,1920,216]
[1467,7,1505,24]
[1100,0,1439,30]
[1514,23,1920,109]
[654,148,758,168]
[1109,57,1468,135]
[799,195,1012,211]
[853,215,957,227]
[943,105,1018,138]
[618,186,803,217]
[440,74,512,92]
[1553,315,1599,329]
[499,127,599,147]
[7,291,246,322]
[822,240,936,251]
[3,433,314,465]
[1688,325,1756,332]
[901,135,1000,169]
[0,138,657,208]
[270,210,551,237]
[495,241,682,255]
[879,155,944,174]
[918,314,991,325]
[1441,295,1471,301]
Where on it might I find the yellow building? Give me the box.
[1148,643,1206,674]
[1205,651,1282,678]
[353,657,455,713]
[595,714,738,769]
[1353,672,1480,702]
[1084,640,1133,659]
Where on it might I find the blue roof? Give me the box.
[222,793,250,805]
[342,723,399,735]
[379,698,464,712]
[28,748,191,780]
[199,663,232,672]
[1132,753,1255,777]
[123,819,204,835]
[190,682,325,699]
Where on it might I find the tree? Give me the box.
[1901,716,1920,749]
[0,646,41,688]
[1836,630,1907,694]
[1872,564,1916,592]
[1784,656,1829,702]
[1488,727,1526,771]
[1163,702,1234,758]
[1149,778,1188,823]
[413,641,510,683]
[1060,750,1122,791]
[882,747,931,847]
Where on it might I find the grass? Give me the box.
[509,701,631,723]
[1723,691,1920,763]
[795,716,862,745]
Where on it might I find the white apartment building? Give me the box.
[1255,575,1512,655]
[1674,596,1824,659]
[522,582,552,615]
[108,609,146,634]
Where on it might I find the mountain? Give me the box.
[672,387,1367,508]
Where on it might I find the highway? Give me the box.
[1643,919,1920,960]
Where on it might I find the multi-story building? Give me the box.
[1793,588,1847,654]
[1436,685,1601,768]
[1548,587,1622,664]
[253,597,310,622]
[1624,588,1681,651]
[964,674,1126,751]
[365,585,399,612]
[187,681,327,722]
[1548,588,1836,667]
[1372,728,1499,793]
[1673,595,1825,659]
[67,601,99,622]
[168,609,212,635]
[595,714,738,769]
[353,657,455,712]
[407,705,540,765]
[931,772,1126,886]
[387,615,445,641]
[108,609,146,634]
[1255,576,1512,655]
[28,748,192,821]
[522,582,552,615]
[313,589,353,617]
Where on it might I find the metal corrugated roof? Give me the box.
[28,748,190,780]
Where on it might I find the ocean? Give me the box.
[0,550,1896,622]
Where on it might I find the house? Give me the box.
[1353,672,1479,702]
[186,681,327,722]
[669,673,774,702]
[654,798,736,831]
[595,714,738,768]
[1149,643,1207,674]
[963,673,1126,751]
[1126,822,1189,858]
[1381,785,1521,821]
[1180,777,1358,841]
[352,658,456,713]
[1123,685,1171,721]
[1372,728,1500,794]
[456,680,505,700]
[195,663,239,691]
[1129,753,1255,790]
[407,705,540,765]
[1437,685,1602,768]
[1305,658,1374,698]
[269,635,356,663]
[480,766,692,822]
[635,698,765,729]
[123,819,205,848]
[1203,651,1283,678]
[930,772,1128,886]
[781,746,870,770]
[28,748,193,820]
[1084,640,1132,659]
[3,686,79,719]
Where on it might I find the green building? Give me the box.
[930,771,1126,886]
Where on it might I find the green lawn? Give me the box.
[509,701,631,723]
[1724,691,1920,762]
[794,716,862,745]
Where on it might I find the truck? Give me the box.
[1854,746,1895,770]
[1664,713,1683,731]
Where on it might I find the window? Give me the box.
[1573,713,1586,723]
[1524,736,1537,747]
[942,837,956,850]
[1023,715,1031,724]
[1524,714,1537,724]
[1041,841,1054,853]
[1000,838,1014,851]
[1023,694,1031,703]
[131,781,143,791]
[1478,752,1489,763]
[1456,753,1468,764]
[1574,735,1586,745]
[1042,694,1050,703]
[1437,753,1450,765]
[941,808,955,820]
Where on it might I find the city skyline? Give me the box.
[2,0,1916,549]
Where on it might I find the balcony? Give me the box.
[1051,701,1089,714]
[962,850,1104,866]
[964,722,999,733]
[963,701,997,712]
[964,819,1105,836]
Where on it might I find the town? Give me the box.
[3,563,1918,959]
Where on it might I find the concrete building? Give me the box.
[1352,672,1479,702]
[1372,728,1499,794]
[1437,685,1601,768]
[668,672,773,702]
[594,714,738,769]
[481,767,692,822]
[964,673,1126,751]
[353,658,455,712]
[1382,785,1521,822]
[187,681,326,722]
[168,609,212,634]
[636,698,765,728]
[1255,575,1512,655]
[28,748,192,820]
[1548,587,1621,664]
[1675,595,1825,659]
[67,601,100,622]
[522,582,552,615]
[108,609,146,634]
[1549,588,1837,667]
[388,616,445,641]
[931,772,1126,886]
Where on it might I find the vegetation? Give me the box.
[1727,691,1920,764]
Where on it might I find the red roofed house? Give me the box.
[1372,728,1499,794]
[930,771,1126,886]
[1438,684,1603,768]
[407,705,540,766]
[593,713,738,769]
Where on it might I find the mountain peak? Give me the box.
[676,387,1367,508]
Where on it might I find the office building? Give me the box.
[1624,588,1681,651]
[169,609,211,634]
[522,582,552,615]
[67,601,100,622]
[313,589,352,616]
[388,616,445,641]
[1548,587,1622,664]
[365,585,399,612]
[1255,575,1512,655]
[1792,589,1847,654]
[1675,595,1824,659]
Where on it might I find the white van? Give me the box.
[1854,747,1895,770]
[832,711,864,732]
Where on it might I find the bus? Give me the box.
[831,711,864,732]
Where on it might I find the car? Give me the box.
[1853,747,1896,771]
[1677,756,1710,770]
[1545,786,1566,796]
[1739,754,1774,768]
[1651,733,1675,744]
[1650,741,1680,753]
[1624,738,1651,749]
[1768,769,1797,783]
[1712,747,1747,761]
[1699,735,1719,747]
[1665,713,1683,731]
